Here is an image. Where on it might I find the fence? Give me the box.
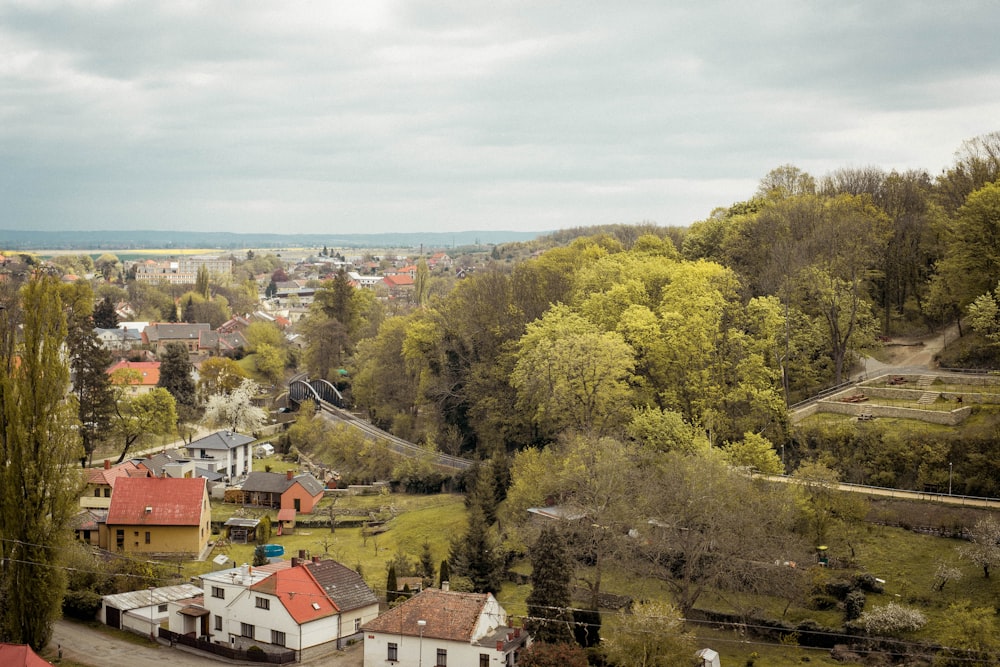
[159,629,297,664]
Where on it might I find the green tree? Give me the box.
[93,295,119,329]
[245,321,283,352]
[108,382,177,463]
[510,304,635,440]
[253,544,268,567]
[197,357,250,401]
[604,600,695,667]
[933,601,1000,666]
[414,258,431,307]
[438,560,450,588]
[0,275,83,649]
[525,525,575,645]
[253,343,287,385]
[419,541,436,584]
[968,282,1000,344]
[195,264,210,299]
[448,505,503,594]
[386,564,398,603]
[157,342,197,415]
[64,284,114,466]
[95,253,120,281]
[721,432,784,474]
[934,181,1000,317]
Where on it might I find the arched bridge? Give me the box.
[286,374,473,472]
[289,376,347,408]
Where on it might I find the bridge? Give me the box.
[287,374,473,472]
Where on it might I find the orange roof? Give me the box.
[106,477,206,526]
[107,360,160,386]
[383,275,415,287]
[252,563,337,623]
[86,460,142,486]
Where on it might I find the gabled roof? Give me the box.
[188,430,255,451]
[0,643,54,667]
[198,330,248,352]
[143,323,211,343]
[85,460,142,486]
[107,360,160,386]
[382,274,415,287]
[106,477,206,526]
[136,449,186,477]
[363,589,492,642]
[252,563,337,624]
[306,559,378,613]
[241,471,325,497]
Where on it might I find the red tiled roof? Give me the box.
[0,643,54,667]
[252,563,337,623]
[107,360,161,386]
[86,460,141,486]
[363,589,490,642]
[106,477,206,526]
[383,274,415,287]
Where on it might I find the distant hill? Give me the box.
[0,229,544,251]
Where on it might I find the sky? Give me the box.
[3,1,1000,236]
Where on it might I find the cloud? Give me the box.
[1,1,999,234]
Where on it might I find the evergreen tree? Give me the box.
[157,342,197,417]
[386,563,398,603]
[438,559,450,588]
[525,525,575,645]
[253,544,268,567]
[68,322,114,466]
[93,296,119,329]
[0,275,82,649]
[467,462,499,526]
[419,541,436,584]
[449,505,503,594]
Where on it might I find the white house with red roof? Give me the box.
[196,556,377,659]
[362,587,529,667]
[81,459,143,509]
[105,477,211,557]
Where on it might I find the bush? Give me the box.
[246,645,265,661]
[844,590,866,622]
[62,589,103,620]
[859,602,926,636]
[853,572,884,594]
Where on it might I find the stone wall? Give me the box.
[815,399,971,425]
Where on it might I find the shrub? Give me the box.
[859,602,927,636]
[62,589,103,620]
[844,590,866,621]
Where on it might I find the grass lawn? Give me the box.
[179,487,1000,663]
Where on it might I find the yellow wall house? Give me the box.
[105,476,211,558]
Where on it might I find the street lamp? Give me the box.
[149,586,156,640]
[949,462,953,496]
[417,619,426,667]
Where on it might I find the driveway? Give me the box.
[50,620,363,667]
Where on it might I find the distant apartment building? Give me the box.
[132,256,232,285]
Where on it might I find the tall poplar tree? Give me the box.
[0,274,83,649]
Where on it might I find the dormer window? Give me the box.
[145,506,152,513]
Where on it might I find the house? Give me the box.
[99,583,204,636]
[105,476,211,557]
[197,329,248,357]
[195,557,378,659]
[382,273,415,298]
[81,459,143,509]
[142,322,211,355]
[240,470,325,513]
[185,430,255,482]
[72,507,107,546]
[362,587,529,667]
[106,360,160,395]
[94,326,143,353]
[0,643,54,667]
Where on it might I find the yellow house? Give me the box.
[105,476,211,558]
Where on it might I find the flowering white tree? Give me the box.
[203,378,267,433]
[860,602,927,636]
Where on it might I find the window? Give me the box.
[211,586,225,599]
[214,615,222,631]
[387,642,398,661]
[158,604,168,613]
[241,623,255,639]
[354,617,361,632]
[116,529,124,549]
[480,655,490,667]
[437,648,447,666]
[104,488,111,497]
[145,531,151,545]
[271,630,285,647]
[93,489,100,497]
[255,597,270,610]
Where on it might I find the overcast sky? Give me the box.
[3,1,1000,236]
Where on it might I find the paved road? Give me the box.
[50,619,363,667]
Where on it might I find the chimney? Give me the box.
[496,641,503,652]
[104,459,111,470]
[291,557,300,567]
[514,628,520,638]
[299,549,307,559]
[312,556,321,564]
[287,470,294,481]
[240,563,250,584]
[441,581,449,592]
